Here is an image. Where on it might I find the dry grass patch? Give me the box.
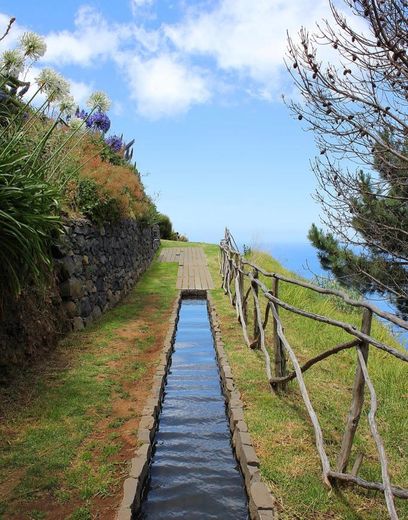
[0,257,178,520]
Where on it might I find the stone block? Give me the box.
[225,378,235,393]
[139,415,155,432]
[116,508,131,520]
[72,316,84,331]
[249,481,275,511]
[91,305,102,321]
[236,441,260,468]
[137,429,152,443]
[60,278,83,299]
[229,407,245,425]
[80,297,92,317]
[258,511,276,520]
[129,454,149,482]
[63,301,77,318]
[120,477,139,509]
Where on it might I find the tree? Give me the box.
[156,213,173,239]
[287,0,408,316]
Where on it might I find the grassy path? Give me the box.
[1,239,406,519]
[0,252,178,520]
[202,245,408,520]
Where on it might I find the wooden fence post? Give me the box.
[336,307,373,473]
[232,253,238,307]
[272,277,287,391]
[237,254,246,324]
[252,269,260,348]
[241,263,248,324]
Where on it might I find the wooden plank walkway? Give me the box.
[158,247,214,290]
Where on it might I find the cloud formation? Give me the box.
[1,1,341,118]
[123,53,211,118]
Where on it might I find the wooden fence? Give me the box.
[220,228,408,519]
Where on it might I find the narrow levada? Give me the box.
[138,298,249,519]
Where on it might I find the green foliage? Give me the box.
[243,244,252,257]
[156,213,173,239]
[312,274,362,312]
[208,246,408,519]
[73,178,121,224]
[0,105,62,303]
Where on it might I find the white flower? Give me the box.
[0,49,25,77]
[19,32,47,60]
[35,68,70,102]
[68,117,86,131]
[59,95,76,116]
[86,91,111,112]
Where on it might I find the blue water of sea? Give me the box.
[255,242,408,349]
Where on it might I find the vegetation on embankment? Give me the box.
[0,27,175,309]
[0,250,178,520]
[203,246,408,519]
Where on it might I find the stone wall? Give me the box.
[54,219,160,331]
[0,218,160,370]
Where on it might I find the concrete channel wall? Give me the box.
[117,290,277,520]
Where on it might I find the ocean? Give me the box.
[257,242,407,349]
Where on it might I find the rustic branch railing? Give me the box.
[220,228,408,520]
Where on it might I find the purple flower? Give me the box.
[105,134,123,152]
[75,108,88,120]
[86,111,111,133]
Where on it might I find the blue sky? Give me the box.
[0,0,335,244]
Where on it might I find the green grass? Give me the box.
[1,239,406,519]
[0,249,178,519]
[203,246,408,520]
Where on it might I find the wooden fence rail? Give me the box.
[220,228,408,519]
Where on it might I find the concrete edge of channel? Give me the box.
[206,293,278,520]
[116,290,182,520]
[116,288,278,520]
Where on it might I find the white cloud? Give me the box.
[68,78,92,105]
[123,53,210,118]
[131,0,155,9]
[165,0,330,94]
[44,6,132,66]
[2,1,360,118]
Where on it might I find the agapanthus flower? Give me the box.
[68,117,86,131]
[19,32,47,60]
[75,108,88,120]
[1,49,25,77]
[105,134,123,152]
[87,111,111,133]
[59,95,76,116]
[87,91,111,112]
[35,68,70,102]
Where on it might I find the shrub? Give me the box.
[156,214,173,239]
[312,275,362,312]
[0,113,62,304]
[72,178,121,224]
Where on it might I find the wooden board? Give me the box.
[159,247,214,290]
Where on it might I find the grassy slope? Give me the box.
[0,251,178,520]
[1,239,406,519]
[198,243,407,520]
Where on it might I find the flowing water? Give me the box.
[138,298,248,519]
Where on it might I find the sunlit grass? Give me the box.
[0,252,178,518]
[204,244,408,520]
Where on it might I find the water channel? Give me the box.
[138,298,249,519]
